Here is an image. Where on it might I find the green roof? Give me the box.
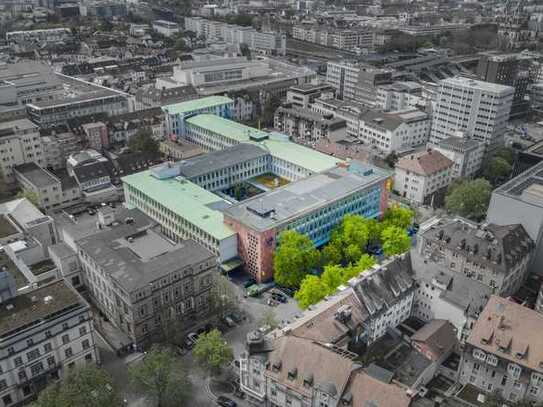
[162,96,233,115]
[122,170,235,241]
[185,114,265,143]
[186,114,343,173]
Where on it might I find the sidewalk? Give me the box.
[92,310,132,352]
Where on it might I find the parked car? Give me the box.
[270,289,287,303]
[275,285,295,297]
[185,332,199,349]
[217,396,237,407]
[223,315,235,327]
[228,311,243,324]
[243,279,256,288]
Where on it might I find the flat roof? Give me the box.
[162,96,233,115]
[0,251,28,289]
[77,222,214,292]
[14,162,58,188]
[122,170,236,240]
[494,160,543,206]
[441,76,515,94]
[178,144,268,179]
[0,280,84,338]
[185,115,343,173]
[224,163,389,231]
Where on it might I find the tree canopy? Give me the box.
[445,178,492,221]
[381,226,411,257]
[295,275,328,309]
[128,128,159,154]
[129,346,191,407]
[382,205,415,230]
[193,329,233,376]
[273,230,320,288]
[483,156,512,186]
[32,366,122,407]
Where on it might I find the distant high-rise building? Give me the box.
[429,77,514,150]
[477,53,540,117]
[326,62,392,103]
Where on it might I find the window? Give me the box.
[82,339,90,350]
[0,380,7,391]
[26,339,33,347]
[14,357,22,367]
[85,353,93,362]
[79,326,87,336]
[47,356,55,367]
[26,349,40,361]
[44,343,52,353]
[65,347,73,358]
[18,370,26,381]
[62,334,70,345]
[2,394,12,405]
[30,362,44,377]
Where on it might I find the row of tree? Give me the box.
[274,206,415,308]
[32,328,233,407]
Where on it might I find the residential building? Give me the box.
[416,217,534,297]
[40,126,82,170]
[14,163,82,210]
[355,109,431,156]
[81,122,108,151]
[224,163,390,282]
[393,150,454,205]
[0,119,44,185]
[429,77,514,150]
[273,105,347,145]
[152,20,179,37]
[286,83,335,109]
[487,161,543,275]
[5,28,72,44]
[460,296,543,404]
[184,16,286,55]
[134,84,197,111]
[75,209,217,347]
[433,132,485,179]
[292,25,376,51]
[0,280,98,406]
[162,96,234,139]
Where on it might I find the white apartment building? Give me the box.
[433,132,485,179]
[430,77,514,149]
[376,81,425,112]
[326,62,361,100]
[0,119,44,185]
[184,17,286,55]
[151,20,179,37]
[394,150,454,205]
[356,109,430,155]
[0,280,98,407]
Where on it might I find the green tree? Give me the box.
[350,254,376,276]
[295,275,327,309]
[483,156,512,185]
[175,37,188,51]
[493,146,514,165]
[273,230,320,288]
[382,205,415,230]
[33,365,122,407]
[16,190,39,207]
[384,151,398,168]
[445,178,492,220]
[381,226,411,256]
[128,128,159,154]
[193,329,233,376]
[129,346,191,407]
[321,264,345,293]
[321,243,342,266]
[208,274,239,317]
[258,308,279,330]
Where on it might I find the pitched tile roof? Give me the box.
[396,149,453,176]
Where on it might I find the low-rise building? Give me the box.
[286,83,335,109]
[376,81,426,112]
[273,105,346,145]
[152,20,179,37]
[0,280,98,406]
[75,209,217,347]
[14,163,82,210]
[393,150,454,205]
[460,296,543,404]
[159,139,204,161]
[433,133,485,179]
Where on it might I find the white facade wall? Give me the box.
[394,165,452,205]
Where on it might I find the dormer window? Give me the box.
[288,367,298,381]
[272,360,282,372]
[303,373,314,387]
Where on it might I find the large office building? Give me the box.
[75,209,216,347]
[0,280,98,406]
[429,77,514,150]
[224,163,390,282]
[326,62,392,103]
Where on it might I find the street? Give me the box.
[95,279,302,407]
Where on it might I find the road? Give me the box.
[96,278,302,407]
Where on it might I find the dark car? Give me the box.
[243,279,256,288]
[217,396,237,407]
[270,289,287,303]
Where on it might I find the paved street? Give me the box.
[95,278,302,407]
